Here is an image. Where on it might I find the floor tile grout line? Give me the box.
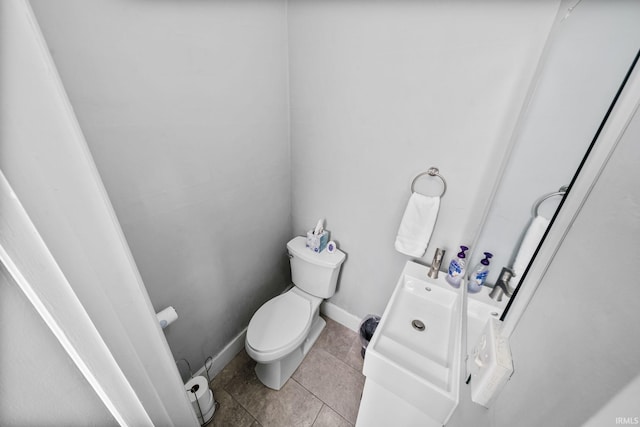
[309,402,325,426]
[343,340,364,375]
[291,378,354,427]
[220,381,261,427]
[292,348,360,425]
[221,367,326,427]
[291,377,326,411]
[325,341,366,380]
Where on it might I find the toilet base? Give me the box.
[255,315,326,390]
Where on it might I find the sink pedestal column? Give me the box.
[356,380,442,427]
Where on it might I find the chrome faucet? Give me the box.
[489,267,515,302]
[427,248,445,279]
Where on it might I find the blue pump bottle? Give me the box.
[467,252,493,293]
[446,246,469,288]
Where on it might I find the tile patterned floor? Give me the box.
[209,316,365,427]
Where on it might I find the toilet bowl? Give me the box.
[245,236,345,390]
[246,287,325,390]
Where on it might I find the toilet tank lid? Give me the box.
[287,236,346,268]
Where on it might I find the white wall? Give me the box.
[288,0,559,317]
[449,55,640,427]
[1,0,196,424]
[29,0,291,372]
[584,374,640,426]
[474,0,640,284]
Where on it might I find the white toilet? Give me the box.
[245,236,346,390]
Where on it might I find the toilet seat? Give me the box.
[246,290,313,362]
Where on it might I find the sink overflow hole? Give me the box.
[424,286,432,292]
[412,319,426,331]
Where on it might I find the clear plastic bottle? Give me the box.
[446,246,469,288]
[467,252,493,293]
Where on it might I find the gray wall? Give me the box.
[287,0,558,317]
[30,0,292,371]
[30,0,561,366]
[19,0,640,423]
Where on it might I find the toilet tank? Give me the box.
[287,236,346,298]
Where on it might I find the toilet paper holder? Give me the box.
[156,306,178,329]
[177,357,218,425]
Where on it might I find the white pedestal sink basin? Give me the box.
[357,261,463,426]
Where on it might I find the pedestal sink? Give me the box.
[357,261,463,426]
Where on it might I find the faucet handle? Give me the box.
[498,267,514,285]
[489,267,515,301]
[427,248,446,279]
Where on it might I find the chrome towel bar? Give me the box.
[410,167,447,197]
[532,185,568,217]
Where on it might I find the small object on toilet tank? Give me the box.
[306,229,329,252]
[313,219,324,235]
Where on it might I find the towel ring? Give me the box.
[532,185,568,217]
[411,167,447,197]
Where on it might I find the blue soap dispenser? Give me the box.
[446,246,469,288]
[467,252,493,293]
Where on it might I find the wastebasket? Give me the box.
[359,315,381,358]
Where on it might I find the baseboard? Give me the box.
[192,328,247,381]
[320,301,361,332]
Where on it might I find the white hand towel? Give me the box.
[512,215,550,277]
[395,192,440,258]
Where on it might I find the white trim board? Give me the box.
[3,1,199,423]
[0,171,153,427]
[192,328,248,380]
[321,301,361,332]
